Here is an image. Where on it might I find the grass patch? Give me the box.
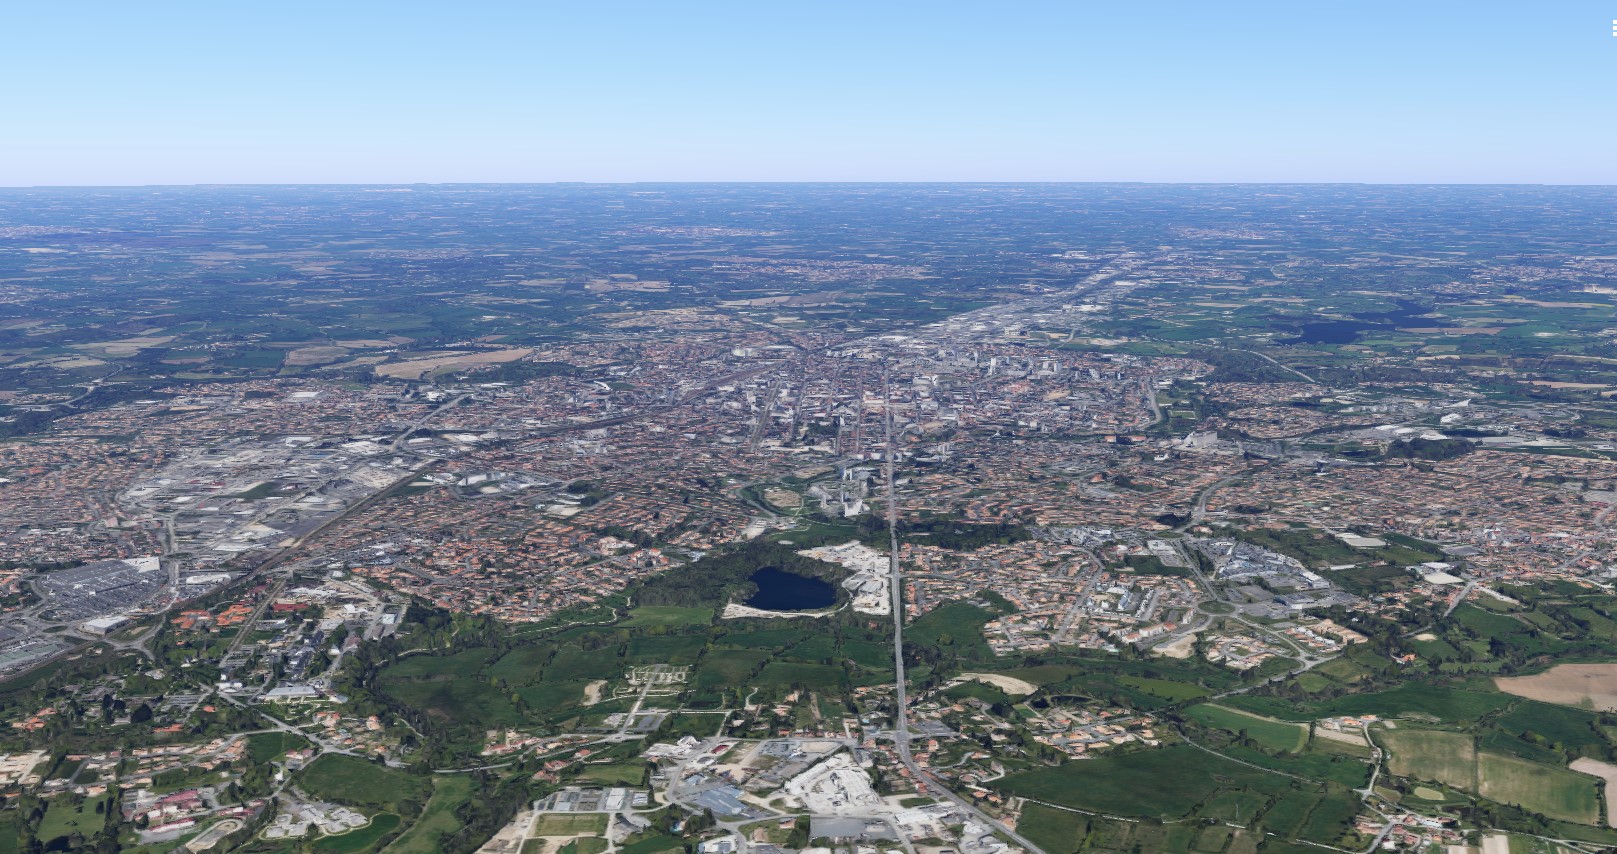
[1380,728,1476,790]
[997,745,1288,819]
[625,634,707,663]
[841,640,892,669]
[1314,682,1511,723]
[1493,701,1609,755]
[714,628,810,650]
[781,635,837,663]
[694,650,770,687]
[1116,675,1208,702]
[489,647,553,682]
[382,647,498,680]
[518,680,588,716]
[547,647,626,681]
[1186,704,1308,752]
[575,763,646,786]
[298,755,428,813]
[247,730,311,764]
[38,795,111,845]
[382,775,477,854]
[1015,803,1089,854]
[755,662,845,689]
[1478,752,1600,825]
[621,606,714,628]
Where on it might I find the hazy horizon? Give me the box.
[4,1,1614,186]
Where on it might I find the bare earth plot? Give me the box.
[374,348,534,379]
[951,672,1038,696]
[1496,663,1617,711]
[1571,757,1617,825]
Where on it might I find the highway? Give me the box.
[880,372,1046,854]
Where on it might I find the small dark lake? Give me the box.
[745,566,835,611]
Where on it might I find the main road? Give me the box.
[880,371,1046,854]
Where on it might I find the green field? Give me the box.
[518,680,589,715]
[841,639,892,669]
[383,677,525,729]
[714,629,810,650]
[383,775,478,854]
[782,635,838,662]
[1116,675,1208,702]
[1230,682,1512,724]
[575,763,646,786]
[1186,703,1308,752]
[620,606,714,627]
[1494,701,1609,755]
[1380,728,1477,790]
[247,730,312,763]
[299,755,429,813]
[1015,804,1090,854]
[489,647,553,682]
[998,745,1362,845]
[907,601,1001,657]
[1478,753,1601,825]
[998,745,1280,819]
[625,634,707,663]
[547,647,626,681]
[756,662,845,688]
[694,650,770,687]
[383,647,499,680]
[531,813,609,836]
[38,795,111,845]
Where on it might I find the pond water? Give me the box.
[745,566,835,611]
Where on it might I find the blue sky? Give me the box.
[3,1,1614,184]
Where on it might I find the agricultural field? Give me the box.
[995,745,1364,846]
[1379,728,1602,824]
[1379,728,1477,790]
[1477,753,1601,825]
[1497,663,1617,712]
